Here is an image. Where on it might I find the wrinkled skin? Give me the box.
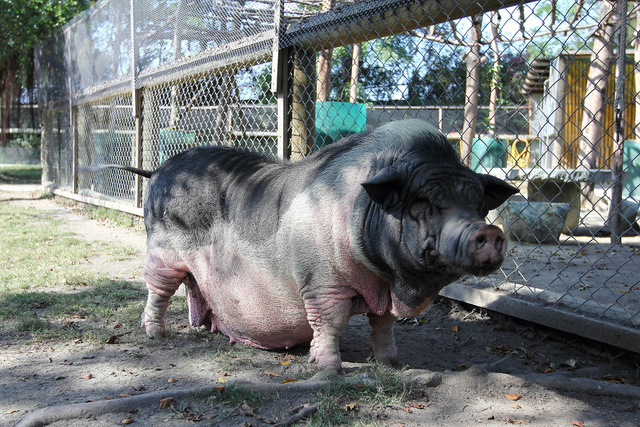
[126,119,518,375]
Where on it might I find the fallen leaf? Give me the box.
[264,372,281,377]
[105,336,118,344]
[345,401,359,411]
[512,404,521,409]
[113,323,122,329]
[281,360,291,366]
[168,378,178,383]
[119,418,134,425]
[451,325,459,332]
[408,403,424,409]
[5,409,19,414]
[80,374,92,380]
[241,400,255,415]
[159,397,174,409]
[217,376,227,383]
[603,375,626,384]
[281,378,297,384]
[504,393,521,401]
[506,419,529,424]
[354,384,365,389]
[403,406,412,413]
[216,386,225,391]
[119,394,131,398]
[570,422,585,427]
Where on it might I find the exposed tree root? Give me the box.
[16,366,640,427]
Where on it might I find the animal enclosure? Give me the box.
[36,0,640,352]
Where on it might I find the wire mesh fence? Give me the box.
[36,0,640,352]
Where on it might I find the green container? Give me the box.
[623,140,640,198]
[159,129,196,164]
[315,102,367,149]
[471,137,507,172]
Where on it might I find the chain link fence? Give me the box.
[36,0,640,352]
[0,105,40,165]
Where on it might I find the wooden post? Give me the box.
[291,48,316,161]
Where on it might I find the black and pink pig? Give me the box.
[104,119,518,375]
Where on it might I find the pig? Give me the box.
[101,119,518,374]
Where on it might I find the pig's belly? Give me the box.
[177,245,313,350]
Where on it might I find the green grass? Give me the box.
[308,364,411,426]
[0,201,143,342]
[0,165,42,184]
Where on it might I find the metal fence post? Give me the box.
[65,26,78,194]
[609,0,628,242]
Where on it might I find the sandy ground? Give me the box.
[1,186,640,427]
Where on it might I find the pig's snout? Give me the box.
[468,225,507,270]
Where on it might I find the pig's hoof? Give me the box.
[375,354,401,367]
[310,366,341,381]
[141,313,165,338]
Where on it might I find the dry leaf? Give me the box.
[216,386,225,391]
[451,325,459,332]
[119,418,134,425]
[506,419,528,424]
[264,371,281,377]
[281,360,291,366]
[159,397,174,409]
[345,401,359,411]
[512,404,521,409]
[217,376,227,383]
[80,374,92,380]
[570,422,585,427]
[105,335,118,344]
[408,403,424,409]
[281,378,297,384]
[168,378,178,383]
[241,401,255,415]
[5,409,19,414]
[504,393,521,401]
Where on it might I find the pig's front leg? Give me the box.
[141,290,172,338]
[141,251,188,338]
[368,312,399,365]
[305,297,352,376]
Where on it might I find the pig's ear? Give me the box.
[481,174,519,211]
[361,168,406,206]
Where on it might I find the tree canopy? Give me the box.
[0,0,94,144]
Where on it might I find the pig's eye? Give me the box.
[409,198,430,219]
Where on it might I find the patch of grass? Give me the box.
[0,165,42,184]
[308,364,410,426]
[86,205,143,230]
[0,201,143,343]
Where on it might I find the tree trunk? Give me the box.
[634,8,640,139]
[349,43,361,104]
[488,11,501,138]
[316,0,335,102]
[579,0,615,203]
[460,14,483,167]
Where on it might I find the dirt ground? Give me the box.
[1,186,640,427]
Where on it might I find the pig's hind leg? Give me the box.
[141,251,189,338]
[368,312,399,366]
